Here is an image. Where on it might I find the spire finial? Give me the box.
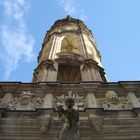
[66,15,72,21]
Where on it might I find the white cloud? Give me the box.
[59,0,76,15]
[0,0,35,80]
[58,0,87,21]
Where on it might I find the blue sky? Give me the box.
[0,0,140,82]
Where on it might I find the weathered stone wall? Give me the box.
[0,81,140,139]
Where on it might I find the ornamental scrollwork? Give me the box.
[8,91,43,110]
[54,91,86,111]
[98,90,132,110]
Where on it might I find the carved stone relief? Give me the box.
[97,90,132,110]
[8,91,43,110]
[0,94,13,108]
[54,91,86,110]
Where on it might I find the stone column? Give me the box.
[127,92,140,108]
[80,65,92,81]
[43,94,53,108]
[49,35,57,59]
[87,93,98,108]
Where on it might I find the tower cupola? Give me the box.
[32,16,107,82]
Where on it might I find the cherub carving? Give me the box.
[98,90,132,110]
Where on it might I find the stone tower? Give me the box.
[32,16,107,83]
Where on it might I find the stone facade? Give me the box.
[0,82,140,139]
[0,16,140,140]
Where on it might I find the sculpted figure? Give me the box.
[57,98,80,140]
[105,90,119,104]
[8,91,43,110]
[98,90,132,110]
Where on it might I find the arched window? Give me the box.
[60,35,80,54]
[56,34,82,82]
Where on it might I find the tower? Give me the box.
[33,16,107,83]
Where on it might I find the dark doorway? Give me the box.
[57,64,81,82]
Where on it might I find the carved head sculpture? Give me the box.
[65,98,74,110]
[19,91,32,105]
[105,90,118,104]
